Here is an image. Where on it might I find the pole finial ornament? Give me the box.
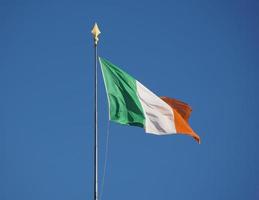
[91,23,101,45]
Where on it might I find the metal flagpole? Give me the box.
[91,23,101,200]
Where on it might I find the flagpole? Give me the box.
[91,23,101,200]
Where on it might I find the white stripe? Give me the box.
[136,81,176,134]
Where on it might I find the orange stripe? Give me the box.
[161,97,200,144]
[160,97,192,122]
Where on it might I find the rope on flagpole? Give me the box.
[99,103,111,200]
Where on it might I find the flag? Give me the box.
[99,57,200,143]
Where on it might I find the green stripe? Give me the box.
[99,57,145,128]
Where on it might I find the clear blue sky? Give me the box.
[1,0,259,200]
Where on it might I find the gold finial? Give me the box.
[91,23,101,45]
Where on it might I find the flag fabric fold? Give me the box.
[99,57,200,143]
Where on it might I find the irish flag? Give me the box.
[99,57,200,143]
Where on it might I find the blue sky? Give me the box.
[1,0,259,200]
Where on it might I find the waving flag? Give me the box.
[99,57,200,143]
